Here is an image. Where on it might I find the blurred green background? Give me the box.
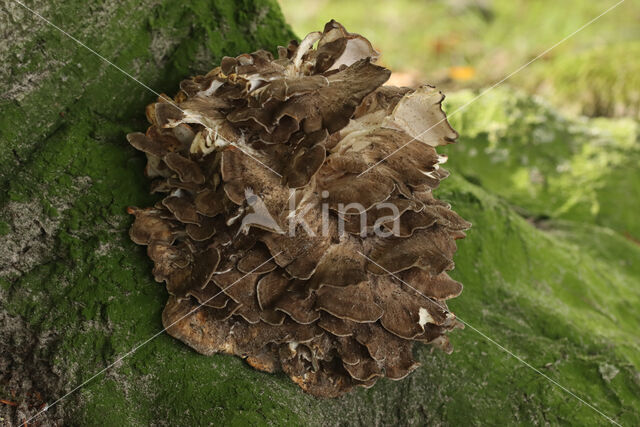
[279,0,640,118]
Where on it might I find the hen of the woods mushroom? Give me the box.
[127,20,470,397]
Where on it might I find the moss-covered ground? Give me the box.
[1,0,639,425]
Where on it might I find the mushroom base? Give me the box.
[163,295,461,397]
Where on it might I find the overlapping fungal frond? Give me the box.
[127,20,470,397]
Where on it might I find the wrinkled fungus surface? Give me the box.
[127,20,469,397]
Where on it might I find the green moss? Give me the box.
[442,88,640,239]
[0,0,294,197]
[530,42,640,119]
[4,140,640,425]
[0,221,9,236]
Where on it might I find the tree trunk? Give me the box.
[2,1,640,425]
[0,1,295,424]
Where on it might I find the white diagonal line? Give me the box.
[25,252,282,424]
[12,2,284,422]
[230,142,283,177]
[357,0,626,177]
[357,251,621,426]
[13,0,281,178]
[12,0,627,424]
[13,0,173,107]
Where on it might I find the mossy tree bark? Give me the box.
[0,0,294,190]
[1,1,295,424]
[1,1,640,426]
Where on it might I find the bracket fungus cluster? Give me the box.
[127,20,470,397]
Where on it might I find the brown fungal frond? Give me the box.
[127,20,470,397]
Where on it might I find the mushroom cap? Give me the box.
[127,20,469,398]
